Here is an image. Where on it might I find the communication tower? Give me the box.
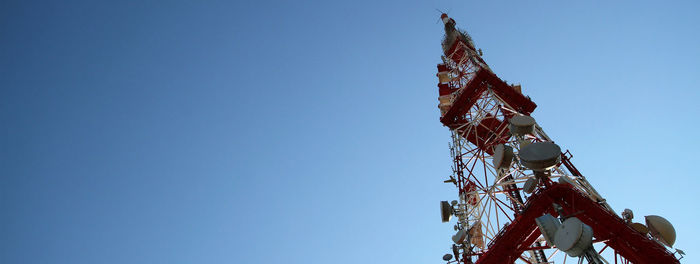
[434,14,683,264]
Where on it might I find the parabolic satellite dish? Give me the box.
[519,142,561,171]
[535,214,560,245]
[554,217,593,257]
[440,201,453,223]
[452,229,467,244]
[630,222,649,235]
[509,115,536,136]
[645,215,676,247]
[492,144,514,170]
[522,177,538,193]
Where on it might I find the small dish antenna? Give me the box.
[645,215,676,247]
[536,214,602,260]
[452,229,467,244]
[554,217,594,257]
[509,115,536,136]
[522,177,538,194]
[442,253,453,261]
[519,142,561,171]
[535,214,561,245]
[492,144,514,169]
[441,201,453,223]
[630,222,649,235]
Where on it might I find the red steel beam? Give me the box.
[440,69,489,126]
[475,184,678,264]
[480,69,537,115]
[439,68,536,128]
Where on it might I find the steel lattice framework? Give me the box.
[434,14,680,264]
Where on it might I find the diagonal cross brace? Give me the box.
[475,184,678,264]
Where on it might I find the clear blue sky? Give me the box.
[2,1,698,263]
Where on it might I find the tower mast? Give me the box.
[434,14,680,264]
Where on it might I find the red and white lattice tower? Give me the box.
[434,14,682,264]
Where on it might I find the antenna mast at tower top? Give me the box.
[432,13,682,264]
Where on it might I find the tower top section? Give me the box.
[440,14,477,56]
[435,14,536,128]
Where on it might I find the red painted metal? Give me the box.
[454,113,509,155]
[480,69,537,115]
[438,82,458,96]
[439,68,536,127]
[440,70,488,126]
[474,184,679,264]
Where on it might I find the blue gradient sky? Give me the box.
[2,1,699,263]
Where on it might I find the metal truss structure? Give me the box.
[434,14,680,264]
